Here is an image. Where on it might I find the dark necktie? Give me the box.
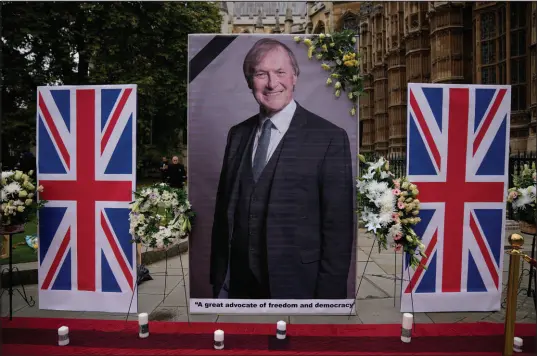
[252,119,273,182]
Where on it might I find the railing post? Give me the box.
[503,233,524,356]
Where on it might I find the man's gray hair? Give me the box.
[243,38,300,88]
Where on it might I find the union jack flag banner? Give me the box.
[37,85,137,313]
[401,83,511,312]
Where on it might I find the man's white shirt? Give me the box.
[251,100,297,165]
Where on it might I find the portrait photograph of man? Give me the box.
[188,35,358,313]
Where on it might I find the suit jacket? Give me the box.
[168,163,186,188]
[210,103,354,299]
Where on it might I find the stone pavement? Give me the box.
[2,229,535,325]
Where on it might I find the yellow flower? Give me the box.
[17,206,25,213]
[21,174,29,181]
[19,190,28,198]
[307,46,314,59]
[319,33,325,40]
[25,199,33,206]
[28,170,34,176]
[334,81,341,89]
[321,44,328,52]
[348,92,354,100]
[316,53,323,60]
[28,193,34,199]
[350,107,356,116]
[352,37,357,43]
[331,73,340,78]
[326,78,333,85]
[321,63,330,70]
[303,38,312,46]
[335,90,341,97]
[293,36,301,43]
[330,42,335,47]
[352,75,359,82]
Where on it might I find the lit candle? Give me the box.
[58,326,69,346]
[138,313,149,339]
[276,320,287,340]
[513,337,523,353]
[214,329,224,350]
[401,313,413,343]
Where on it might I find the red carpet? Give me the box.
[2,317,535,355]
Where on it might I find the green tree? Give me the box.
[1,1,221,169]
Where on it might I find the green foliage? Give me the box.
[1,1,222,166]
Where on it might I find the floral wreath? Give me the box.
[294,30,363,116]
[129,183,195,249]
[356,155,426,269]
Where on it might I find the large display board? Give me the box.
[188,34,358,314]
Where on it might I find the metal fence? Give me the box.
[358,151,536,220]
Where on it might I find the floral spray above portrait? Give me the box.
[356,155,426,269]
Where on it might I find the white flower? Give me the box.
[3,182,21,195]
[1,171,14,180]
[512,187,534,210]
[369,157,386,172]
[387,223,402,240]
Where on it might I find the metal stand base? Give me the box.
[0,229,36,320]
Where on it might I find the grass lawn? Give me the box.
[0,179,160,266]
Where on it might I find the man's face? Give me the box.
[172,157,179,164]
[251,47,297,115]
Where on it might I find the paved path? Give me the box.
[2,229,535,325]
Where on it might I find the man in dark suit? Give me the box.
[210,38,354,300]
[168,156,187,189]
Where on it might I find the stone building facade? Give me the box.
[359,1,536,155]
[220,2,537,155]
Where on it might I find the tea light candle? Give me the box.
[58,326,69,346]
[401,313,413,343]
[138,313,149,339]
[513,337,523,353]
[214,329,224,350]
[276,320,287,340]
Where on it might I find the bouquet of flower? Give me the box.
[129,183,195,249]
[356,155,426,268]
[507,163,536,228]
[294,30,363,116]
[1,170,46,227]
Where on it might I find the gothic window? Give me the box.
[510,2,528,111]
[480,12,496,40]
[314,21,325,34]
[481,66,497,84]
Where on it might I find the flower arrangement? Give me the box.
[507,163,536,231]
[294,30,363,116]
[129,183,195,249]
[1,170,46,228]
[356,155,426,268]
